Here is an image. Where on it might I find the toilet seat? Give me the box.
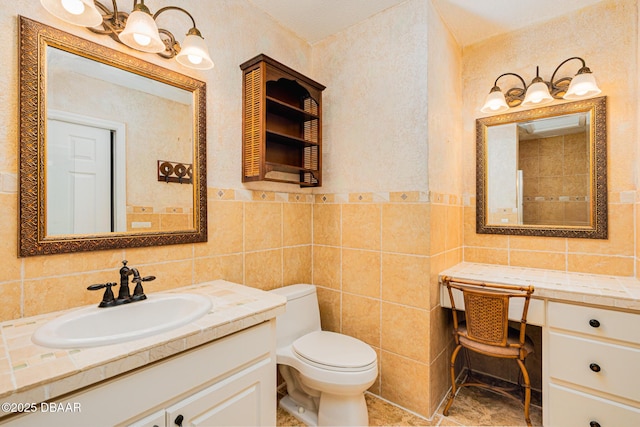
[292,331,377,372]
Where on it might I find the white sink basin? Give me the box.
[32,293,212,348]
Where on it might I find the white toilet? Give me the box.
[270,284,378,427]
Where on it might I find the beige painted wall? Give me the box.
[462,0,638,276]
[312,0,429,194]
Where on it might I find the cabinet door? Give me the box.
[165,358,273,427]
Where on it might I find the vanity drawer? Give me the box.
[548,331,640,402]
[548,383,640,427]
[548,301,640,344]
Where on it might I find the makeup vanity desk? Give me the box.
[440,262,640,427]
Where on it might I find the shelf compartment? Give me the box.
[266,96,319,121]
[266,162,318,175]
[266,130,319,148]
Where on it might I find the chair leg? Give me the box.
[442,344,463,416]
[516,358,532,427]
[463,347,473,378]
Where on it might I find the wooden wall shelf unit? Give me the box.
[240,54,325,187]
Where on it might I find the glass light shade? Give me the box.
[118,10,166,53]
[563,72,601,100]
[176,34,214,70]
[480,89,509,114]
[40,0,102,27]
[521,81,554,107]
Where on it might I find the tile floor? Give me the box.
[277,387,543,427]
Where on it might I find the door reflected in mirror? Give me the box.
[477,97,607,239]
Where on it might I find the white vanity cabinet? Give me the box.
[546,302,640,426]
[3,321,276,427]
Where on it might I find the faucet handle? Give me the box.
[131,276,154,301]
[87,282,117,308]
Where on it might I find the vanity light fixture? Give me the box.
[480,57,601,113]
[40,0,214,70]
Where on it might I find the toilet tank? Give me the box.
[269,284,321,349]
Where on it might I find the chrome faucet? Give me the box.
[88,260,156,308]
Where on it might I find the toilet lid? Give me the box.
[292,331,376,370]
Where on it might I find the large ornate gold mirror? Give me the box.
[19,16,207,256]
[476,96,606,239]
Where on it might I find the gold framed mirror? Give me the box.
[476,96,606,239]
[19,16,207,257]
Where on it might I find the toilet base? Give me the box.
[318,392,369,426]
[279,395,319,426]
[279,392,369,427]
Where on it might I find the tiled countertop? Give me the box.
[0,280,286,410]
[440,262,640,312]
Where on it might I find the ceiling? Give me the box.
[248,0,606,46]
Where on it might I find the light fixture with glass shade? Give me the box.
[480,72,527,114]
[39,0,214,70]
[41,0,103,27]
[521,67,554,107]
[563,69,601,99]
[480,57,601,113]
[175,29,215,70]
[118,1,165,53]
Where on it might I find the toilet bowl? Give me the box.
[270,284,378,426]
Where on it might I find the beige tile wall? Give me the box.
[464,195,635,275]
[637,198,640,280]
[0,189,313,322]
[519,132,590,226]
[312,191,462,417]
[126,206,194,232]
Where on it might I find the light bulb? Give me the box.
[133,33,151,46]
[61,0,84,15]
[188,54,203,65]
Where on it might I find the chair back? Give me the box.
[443,276,534,350]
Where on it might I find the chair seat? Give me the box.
[458,323,534,358]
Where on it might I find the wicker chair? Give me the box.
[441,276,535,426]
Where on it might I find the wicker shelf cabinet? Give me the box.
[240,54,325,187]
